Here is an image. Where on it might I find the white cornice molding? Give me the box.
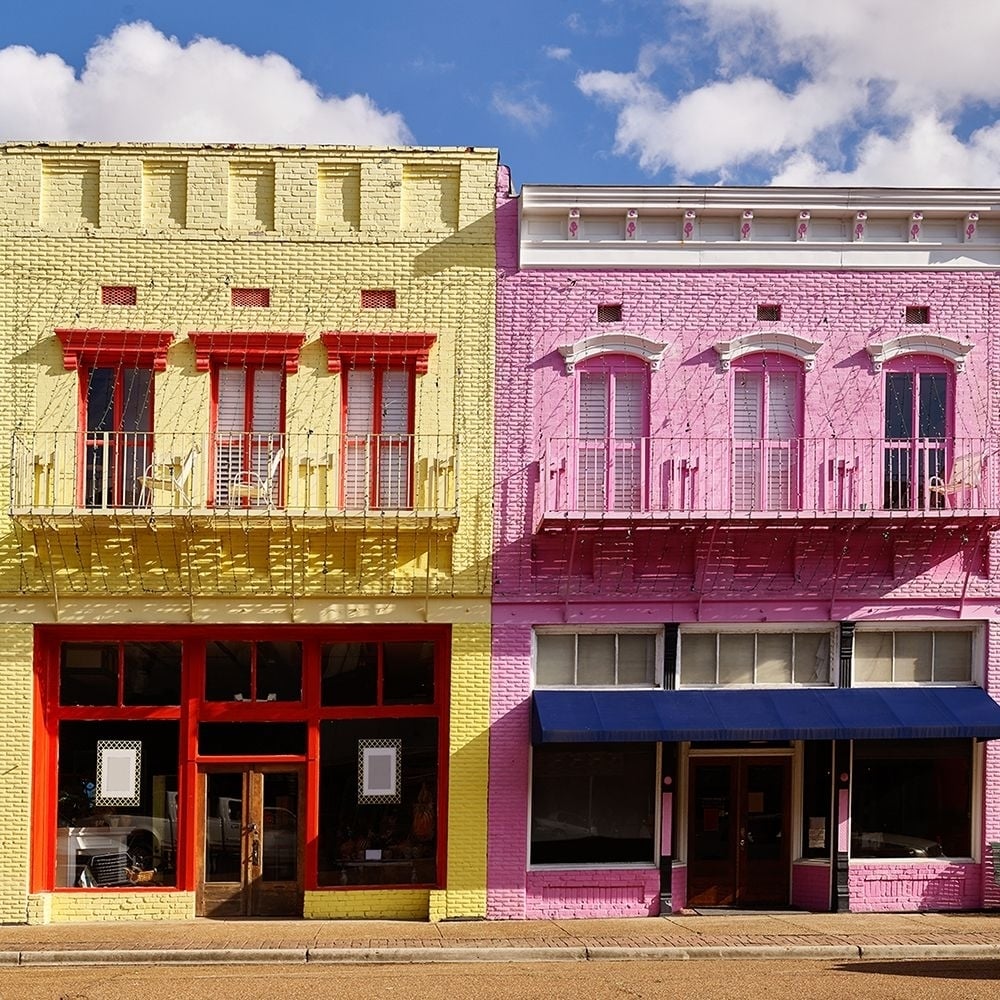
[866,334,974,373]
[558,333,669,373]
[714,332,823,372]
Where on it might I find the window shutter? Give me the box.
[613,372,644,438]
[215,367,246,504]
[767,372,799,439]
[577,373,609,509]
[378,369,411,507]
[578,372,609,437]
[252,369,282,435]
[344,369,375,507]
[733,373,763,440]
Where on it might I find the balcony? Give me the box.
[539,436,1000,526]
[11,431,459,528]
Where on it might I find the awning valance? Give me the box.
[531,687,1000,744]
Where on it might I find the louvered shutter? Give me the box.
[612,372,644,509]
[378,369,411,507]
[344,369,374,508]
[577,372,609,509]
[733,373,762,509]
[765,371,800,509]
[215,367,246,505]
[249,369,283,504]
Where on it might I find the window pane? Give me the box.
[854,633,892,683]
[56,720,178,888]
[60,643,118,706]
[894,633,932,682]
[617,634,656,686]
[256,641,302,702]
[577,634,615,686]
[317,718,438,886]
[679,634,716,686]
[86,368,115,433]
[321,643,378,706]
[802,741,832,858]
[756,634,793,684]
[718,634,754,685]
[885,373,913,439]
[205,641,252,701]
[535,634,575,686]
[530,743,656,864]
[851,739,971,858]
[794,633,831,684]
[123,642,181,706]
[934,632,972,682]
[383,642,435,705]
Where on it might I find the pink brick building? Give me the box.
[490,174,1000,917]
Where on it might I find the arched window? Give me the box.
[732,355,803,511]
[882,354,953,510]
[575,356,650,512]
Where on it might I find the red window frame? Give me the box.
[32,624,451,896]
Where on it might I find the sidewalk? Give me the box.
[1,911,1000,965]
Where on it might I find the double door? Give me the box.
[197,766,303,917]
[687,757,791,908]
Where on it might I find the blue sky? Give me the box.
[3,1,1000,187]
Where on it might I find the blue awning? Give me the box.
[531,687,1000,744]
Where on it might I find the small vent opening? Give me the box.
[597,304,622,323]
[361,289,397,309]
[101,285,137,306]
[756,304,782,322]
[905,306,930,324]
[231,288,271,307]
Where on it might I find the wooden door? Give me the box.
[197,766,303,917]
[687,757,791,908]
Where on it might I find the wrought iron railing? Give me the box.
[11,431,459,515]
[541,436,998,516]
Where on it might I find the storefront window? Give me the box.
[317,718,439,886]
[851,739,972,859]
[679,631,831,686]
[56,720,179,888]
[530,743,656,865]
[535,632,657,687]
[205,640,302,702]
[801,741,832,858]
[853,630,973,683]
[61,642,181,706]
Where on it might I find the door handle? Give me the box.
[251,837,260,868]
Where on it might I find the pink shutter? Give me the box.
[733,373,762,510]
[612,372,644,508]
[577,372,609,509]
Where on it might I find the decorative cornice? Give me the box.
[188,332,306,373]
[866,334,974,373]
[320,332,437,374]
[56,329,174,372]
[558,333,668,373]
[714,332,823,372]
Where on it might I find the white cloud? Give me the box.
[544,46,573,61]
[0,21,411,144]
[492,89,552,131]
[576,0,1000,183]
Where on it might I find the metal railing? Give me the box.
[11,431,459,516]
[541,436,999,517]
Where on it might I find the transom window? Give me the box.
[535,632,658,687]
[679,631,831,686]
[205,640,303,702]
[60,642,182,706]
[853,630,973,684]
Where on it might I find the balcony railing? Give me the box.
[541,436,1000,520]
[11,431,459,518]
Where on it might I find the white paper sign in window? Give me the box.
[358,739,401,804]
[95,740,142,807]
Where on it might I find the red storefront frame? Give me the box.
[31,624,451,898]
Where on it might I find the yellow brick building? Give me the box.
[0,143,496,923]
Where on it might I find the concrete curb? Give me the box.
[9,942,1000,966]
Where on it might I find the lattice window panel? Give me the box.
[905,305,930,324]
[757,303,782,322]
[102,285,137,306]
[597,304,622,323]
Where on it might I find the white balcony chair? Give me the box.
[928,452,983,505]
[137,444,200,507]
[228,447,284,508]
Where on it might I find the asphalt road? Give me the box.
[3,959,1000,1000]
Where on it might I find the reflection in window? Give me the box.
[61,642,181,706]
[317,718,438,886]
[321,641,434,706]
[851,739,972,859]
[56,720,179,888]
[205,641,302,702]
[530,743,656,865]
